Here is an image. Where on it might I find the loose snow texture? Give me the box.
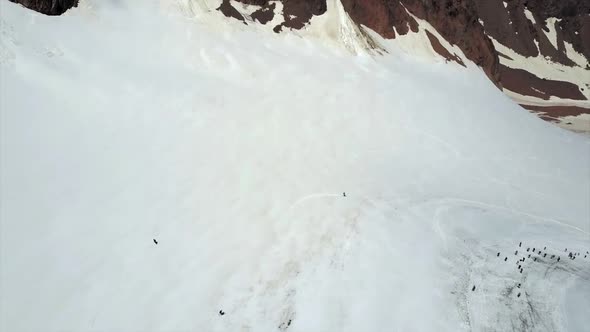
[1,1,590,332]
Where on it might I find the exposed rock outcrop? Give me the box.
[340,0,500,83]
[499,65,586,101]
[9,0,78,15]
[473,0,590,66]
[219,0,327,32]
[218,0,247,23]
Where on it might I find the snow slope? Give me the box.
[1,1,589,331]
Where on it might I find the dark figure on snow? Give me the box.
[153,239,158,245]
[519,242,522,247]
[497,252,500,257]
[219,310,225,316]
[472,285,476,291]
[343,192,346,197]
[557,257,560,262]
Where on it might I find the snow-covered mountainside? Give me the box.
[1,1,590,331]
[206,0,590,132]
[9,0,590,131]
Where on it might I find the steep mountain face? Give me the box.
[472,0,589,128]
[8,0,78,15]
[216,0,589,130]
[218,0,500,82]
[475,0,589,64]
[339,0,501,84]
[9,0,590,130]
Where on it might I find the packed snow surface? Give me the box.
[1,1,589,331]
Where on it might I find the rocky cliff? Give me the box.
[472,0,589,128]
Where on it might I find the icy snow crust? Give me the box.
[1,1,590,331]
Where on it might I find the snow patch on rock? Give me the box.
[524,8,536,25]
[374,7,472,69]
[544,17,560,50]
[490,36,589,101]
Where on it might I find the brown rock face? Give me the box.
[251,2,276,24]
[341,0,500,84]
[340,0,588,82]
[499,65,586,101]
[338,0,400,39]
[218,0,327,32]
[8,0,78,15]
[473,0,538,57]
[521,105,590,120]
[279,0,327,30]
[524,0,590,61]
[425,30,465,67]
[474,0,590,66]
[217,0,246,23]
